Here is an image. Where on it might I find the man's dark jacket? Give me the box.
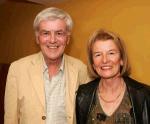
[76,77,150,124]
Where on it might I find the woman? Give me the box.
[76,29,150,124]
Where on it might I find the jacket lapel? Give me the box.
[29,53,45,111]
[64,55,78,122]
[124,77,143,124]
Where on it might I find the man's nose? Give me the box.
[49,32,56,43]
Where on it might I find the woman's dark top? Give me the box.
[76,77,150,124]
[87,89,134,124]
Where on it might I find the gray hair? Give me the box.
[33,7,73,34]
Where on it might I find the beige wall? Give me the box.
[0,0,150,84]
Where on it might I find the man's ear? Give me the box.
[35,33,39,44]
[66,35,70,45]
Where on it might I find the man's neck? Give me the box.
[45,57,63,78]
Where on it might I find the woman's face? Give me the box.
[92,39,123,79]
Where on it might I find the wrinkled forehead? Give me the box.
[37,18,68,31]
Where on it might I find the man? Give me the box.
[4,7,91,124]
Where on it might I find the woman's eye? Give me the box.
[94,53,101,57]
[108,51,119,56]
[109,52,115,54]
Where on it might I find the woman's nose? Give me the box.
[102,54,109,63]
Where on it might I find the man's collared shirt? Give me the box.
[43,56,67,124]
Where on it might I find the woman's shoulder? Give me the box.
[77,78,100,94]
[124,76,150,94]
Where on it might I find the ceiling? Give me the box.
[0,0,68,5]
[27,0,68,4]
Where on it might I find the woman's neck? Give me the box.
[100,76,124,93]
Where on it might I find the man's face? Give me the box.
[37,19,70,63]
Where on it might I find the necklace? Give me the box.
[98,81,125,103]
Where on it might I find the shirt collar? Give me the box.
[42,55,65,73]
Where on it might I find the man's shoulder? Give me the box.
[11,52,42,67]
[64,54,85,66]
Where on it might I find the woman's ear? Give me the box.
[93,64,96,70]
[120,59,123,66]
